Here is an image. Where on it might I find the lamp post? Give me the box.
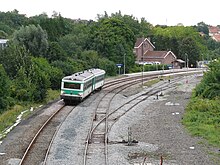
[142,38,145,87]
[185,53,188,70]
[185,53,189,84]
[124,53,126,75]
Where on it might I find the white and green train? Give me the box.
[60,68,105,104]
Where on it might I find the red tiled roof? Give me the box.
[212,34,220,42]
[134,38,155,48]
[144,50,176,59]
[209,26,220,33]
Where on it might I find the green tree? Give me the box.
[196,22,209,35]
[12,66,35,101]
[0,10,28,31]
[0,43,32,79]
[98,57,117,76]
[0,65,11,112]
[59,34,83,56]
[12,24,48,57]
[152,26,207,65]
[178,37,200,67]
[79,50,100,69]
[51,58,83,76]
[29,57,51,101]
[195,60,220,99]
[34,14,73,42]
[46,42,67,62]
[87,17,135,71]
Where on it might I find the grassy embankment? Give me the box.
[0,89,60,139]
[182,93,220,148]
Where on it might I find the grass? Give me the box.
[144,78,161,87]
[182,97,220,148]
[0,89,60,140]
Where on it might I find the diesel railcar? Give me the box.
[60,68,105,104]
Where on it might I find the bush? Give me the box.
[0,65,12,113]
[182,97,220,147]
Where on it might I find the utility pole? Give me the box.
[124,53,126,75]
[142,38,144,87]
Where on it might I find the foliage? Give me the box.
[129,64,168,73]
[87,17,135,72]
[59,33,84,56]
[0,65,11,113]
[51,58,83,76]
[79,50,100,69]
[196,22,209,35]
[195,60,220,99]
[12,67,35,101]
[28,58,51,101]
[49,67,64,90]
[0,105,24,134]
[0,43,32,79]
[12,24,48,57]
[183,59,220,147]
[151,26,207,66]
[98,11,153,38]
[0,10,28,32]
[97,57,117,76]
[182,97,220,147]
[31,14,73,42]
[46,41,67,62]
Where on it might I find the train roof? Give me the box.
[62,68,105,82]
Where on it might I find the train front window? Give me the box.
[64,82,81,89]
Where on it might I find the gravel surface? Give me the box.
[108,74,220,165]
[0,73,219,165]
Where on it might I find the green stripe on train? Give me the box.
[62,89,83,95]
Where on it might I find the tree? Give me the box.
[87,17,135,71]
[195,60,220,99]
[178,37,200,67]
[12,24,48,57]
[46,42,67,62]
[151,26,207,64]
[12,66,36,101]
[0,65,11,112]
[0,43,32,79]
[59,34,83,57]
[79,50,100,69]
[98,58,117,76]
[51,58,83,76]
[34,14,73,42]
[196,22,209,35]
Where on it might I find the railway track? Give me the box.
[83,73,184,165]
[103,68,203,88]
[16,69,203,165]
[18,105,75,165]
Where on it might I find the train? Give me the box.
[60,68,105,104]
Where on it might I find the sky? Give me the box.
[0,0,219,26]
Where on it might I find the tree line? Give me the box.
[0,10,220,113]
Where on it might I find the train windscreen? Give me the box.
[64,82,81,89]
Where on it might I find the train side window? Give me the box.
[96,75,104,82]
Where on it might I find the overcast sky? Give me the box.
[0,0,219,26]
